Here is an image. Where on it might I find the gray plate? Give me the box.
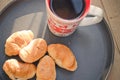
[0,0,114,80]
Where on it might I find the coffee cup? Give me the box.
[45,0,103,37]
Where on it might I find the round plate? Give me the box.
[0,0,114,80]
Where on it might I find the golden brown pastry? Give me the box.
[5,30,34,56]
[48,44,77,71]
[19,38,47,63]
[3,59,36,80]
[36,55,56,80]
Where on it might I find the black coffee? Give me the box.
[50,0,85,19]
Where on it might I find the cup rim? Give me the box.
[46,0,91,23]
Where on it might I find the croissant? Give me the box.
[3,59,36,80]
[19,38,47,63]
[36,55,56,80]
[5,30,34,56]
[48,44,77,71]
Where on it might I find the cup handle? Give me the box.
[79,5,103,26]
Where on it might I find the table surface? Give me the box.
[0,0,120,80]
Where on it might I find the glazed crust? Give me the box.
[36,55,56,80]
[5,30,34,56]
[48,44,77,71]
[19,38,47,63]
[3,59,36,80]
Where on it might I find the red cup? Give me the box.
[46,0,103,37]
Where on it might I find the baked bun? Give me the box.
[36,55,56,80]
[19,38,47,63]
[48,44,77,71]
[3,59,36,80]
[5,30,34,56]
